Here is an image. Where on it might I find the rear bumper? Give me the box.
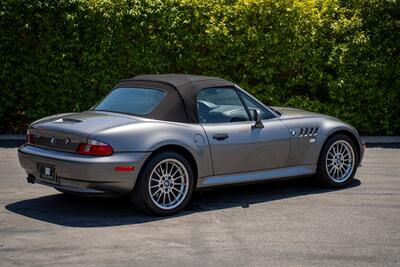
[18,145,150,195]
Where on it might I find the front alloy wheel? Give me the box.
[325,140,355,183]
[131,151,194,215]
[317,134,359,187]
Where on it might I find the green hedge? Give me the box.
[0,0,399,134]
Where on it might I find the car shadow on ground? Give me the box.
[6,177,361,227]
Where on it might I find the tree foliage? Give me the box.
[0,0,399,134]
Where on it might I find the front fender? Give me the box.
[320,118,365,165]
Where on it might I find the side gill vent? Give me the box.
[299,127,318,137]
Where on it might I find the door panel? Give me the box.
[202,119,291,176]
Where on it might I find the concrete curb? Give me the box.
[0,135,25,140]
[0,134,399,144]
[362,136,400,144]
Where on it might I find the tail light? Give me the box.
[76,139,113,156]
[26,129,35,144]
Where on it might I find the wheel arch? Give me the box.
[137,144,199,188]
[320,130,362,165]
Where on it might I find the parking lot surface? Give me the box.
[0,147,399,266]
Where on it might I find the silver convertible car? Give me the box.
[18,74,365,215]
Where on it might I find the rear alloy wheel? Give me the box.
[317,134,358,187]
[148,158,190,210]
[131,151,194,215]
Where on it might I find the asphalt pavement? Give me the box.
[0,147,399,266]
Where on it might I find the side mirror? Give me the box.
[252,109,264,128]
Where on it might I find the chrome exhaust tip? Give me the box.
[27,174,36,184]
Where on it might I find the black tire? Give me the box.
[130,151,194,216]
[316,134,359,187]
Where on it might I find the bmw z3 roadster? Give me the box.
[18,74,365,215]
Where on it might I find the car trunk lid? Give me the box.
[28,111,140,152]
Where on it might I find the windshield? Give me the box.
[94,87,166,116]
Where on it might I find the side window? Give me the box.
[197,87,251,124]
[238,91,275,120]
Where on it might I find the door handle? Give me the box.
[213,133,229,140]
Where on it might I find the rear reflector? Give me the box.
[114,166,135,172]
[76,139,113,156]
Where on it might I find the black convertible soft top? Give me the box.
[115,74,236,123]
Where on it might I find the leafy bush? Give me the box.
[0,0,399,134]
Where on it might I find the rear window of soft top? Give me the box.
[94,87,166,116]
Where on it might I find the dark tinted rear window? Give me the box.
[94,87,165,116]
